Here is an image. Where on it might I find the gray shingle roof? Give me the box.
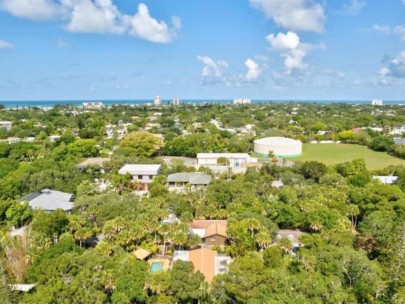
[20,189,74,211]
[394,138,405,145]
[167,173,212,185]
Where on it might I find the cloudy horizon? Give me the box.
[0,0,404,101]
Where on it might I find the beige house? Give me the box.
[118,164,161,191]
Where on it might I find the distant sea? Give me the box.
[0,99,404,108]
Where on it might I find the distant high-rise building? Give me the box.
[154,96,161,106]
[171,98,181,105]
[233,98,251,105]
[372,99,383,106]
[83,101,104,109]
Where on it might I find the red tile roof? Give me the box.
[190,220,227,238]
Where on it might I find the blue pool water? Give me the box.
[150,262,164,273]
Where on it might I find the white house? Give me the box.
[49,135,61,142]
[118,164,161,191]
[372,176,398,185]
[0,121,12,131]
[390,125,405,135]
[197,153,257,167]
[7,137,21,144]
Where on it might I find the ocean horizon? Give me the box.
[0,99,405,108]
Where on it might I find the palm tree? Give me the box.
[346,204,360,230]
[277,237,293,253]
[74,227,94,247]
[158,223,171,256]
[255,230,272,250]
[172,231,188,250]
[67,214,85,234]
[242,218,261,237]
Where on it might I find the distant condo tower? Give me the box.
[154,96,161,106]
[371,99,383,106]
[171,98,181,105]
[83,101,104,109]
[233,98,251,105]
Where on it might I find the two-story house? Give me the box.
[190,220,228,246]
[118,164,161,191]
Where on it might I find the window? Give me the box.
[138,175,143,180]
[149,175,153,180]
[210,237,216,242]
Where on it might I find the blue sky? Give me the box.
[0,0,404,101]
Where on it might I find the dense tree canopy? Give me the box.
[0,103,404,303]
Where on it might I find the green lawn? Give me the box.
[286,144,405,170]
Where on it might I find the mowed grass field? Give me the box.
[286,144,405,170]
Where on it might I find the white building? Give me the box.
[24,137,36,143]
[7,137,21,144]
[197,153,257,167]
[390,125,405,135]
[83,101,104,109]
[171,98,181,105]
[372,99,383,106]
[372,176,398,185]
[154,96,161,106]
[233,98,251,105]
[118,164,161,191]
[0,121,12,132]
[254,137,302,157]
[49,135,61,142]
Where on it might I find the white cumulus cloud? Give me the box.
[373,24,405,41]
[125,3,181,43]
[244,59,261,81]
[197,55,229,84]
[380,51,405,79]
[267,31,311,74]
[0,39,15,49]
[0,0,60,21]
[250,0,325,33]
[62,0,125,34]
[342,0,366,15]
[266,31,300,50]
[0,1,181,43]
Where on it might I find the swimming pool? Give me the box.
[150,262,164,273]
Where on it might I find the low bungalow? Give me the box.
[394,138,405,145]
[19,189,74,212]
[190,220,227,246]
[275,229,304,254]
[271,180,284,188]
[390,125,405,135]
[197,153,257,167]
[372,175,398,185]
[167,172,212,191]
[118,164,161,191]
[0,121,12,131]
[77,157,110,173]
[173,248,231,284]
[10,284,36,293]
